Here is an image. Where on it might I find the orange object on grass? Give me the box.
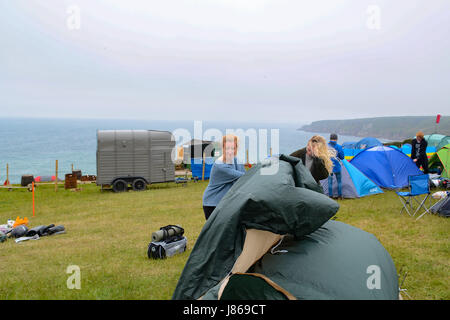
[12,216,29,228]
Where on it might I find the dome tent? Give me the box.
[350,146,423,189]
[354,137,383,150]
[320,159,383,198]
[201,220,399,300]
[424,134,447,148]
[428,144,450,178]
[342,141,357,149]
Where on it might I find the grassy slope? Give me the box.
[0,182,448,300]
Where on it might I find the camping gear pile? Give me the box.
[148,225,187,259]
[0,216,65,244]
[172,155,399,300]
[430,192,450,217]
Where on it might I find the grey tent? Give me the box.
[320,159,383,198]
[172,155,398,300]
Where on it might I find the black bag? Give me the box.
[148,235,187,259]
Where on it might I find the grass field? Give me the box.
[0,180,448,300]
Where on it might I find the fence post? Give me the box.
[202,151,206,181]
[32,181,35,217]
[55,160,58,192]
[6,163,10,186]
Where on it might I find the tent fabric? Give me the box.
[350,146,423,189]
[172,154,339,300]
[425,134,447,148]
[210,229,284,300]
[437,136,450,151]
[320,160,383,198]
[250,220,398,300]
[220,273,292,300]
[191,157,215,179]
[429,144,450,178]
[354,137,383,150]
[202,220,399,300]
[342,141,357,149]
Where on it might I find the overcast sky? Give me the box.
[0,0,449,123]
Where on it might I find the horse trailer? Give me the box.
[96,130,175,192]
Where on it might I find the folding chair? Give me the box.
[396,174,432,220]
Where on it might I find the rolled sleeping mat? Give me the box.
[10,225,29,238]
[152,225,184,242]
[47,225,65,235]
[26,224,55,237]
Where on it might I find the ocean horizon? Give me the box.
[0,117,367,184]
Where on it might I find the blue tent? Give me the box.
[350,146,423,189]
[342,141,357,149]
[320,160,383,198]
[354,137,383,150]
[401,143,412,155]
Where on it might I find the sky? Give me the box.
[0,0,449,123]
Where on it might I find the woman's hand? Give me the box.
[307,143,319,157]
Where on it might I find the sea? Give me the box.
[0,117,364,184]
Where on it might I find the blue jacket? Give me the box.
[202,157,246,207]
[328,141,345,173]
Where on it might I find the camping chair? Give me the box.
[396,174,432,220]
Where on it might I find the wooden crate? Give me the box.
[65,174,78,189]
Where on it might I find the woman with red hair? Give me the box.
[202,134,246,220]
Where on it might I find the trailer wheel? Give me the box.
[112,179,128,193]
[132,178,147,191]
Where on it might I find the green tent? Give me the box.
[203,221,399,300]
[172,155,399,300]
[429,144,450,178]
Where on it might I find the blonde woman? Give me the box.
[202,134,246,220]
[290,135,335,183]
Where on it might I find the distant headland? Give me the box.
[300,116,449,141]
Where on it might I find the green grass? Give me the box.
[0,182,448,300]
